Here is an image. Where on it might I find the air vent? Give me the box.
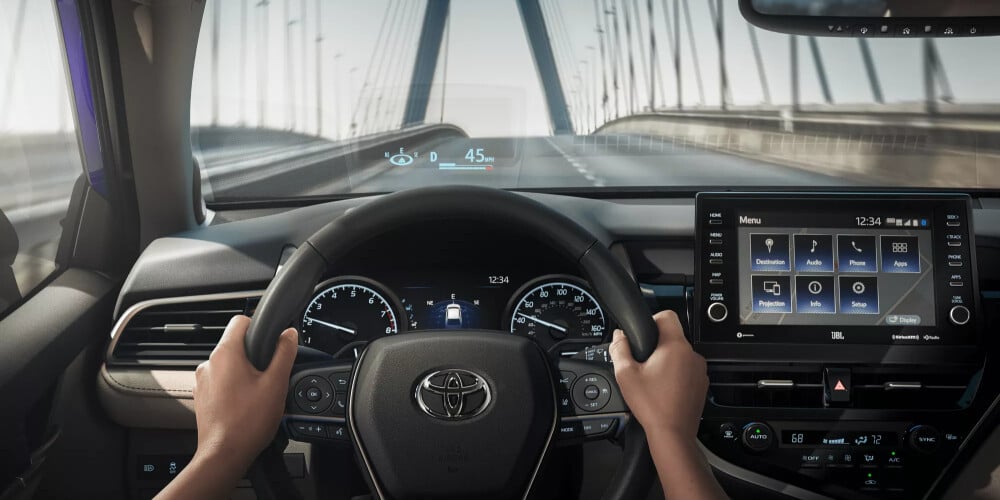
[852,366,980,410]
[109,293,261,366]
[709,364,825,408]
[708,363,981,410]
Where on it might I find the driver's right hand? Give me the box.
[608,310,709,439]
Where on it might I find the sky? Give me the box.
[4,0,1000,136]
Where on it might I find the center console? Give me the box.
[693,193,986,499]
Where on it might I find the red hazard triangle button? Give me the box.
[825,368,851,404]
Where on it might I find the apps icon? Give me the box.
[750,234,790,271]
[880,236,920,273]
[837,235,878,273]
[839,276,879,314]
[794,234,834,272]
[751,275,792,313]
[795,276,835,314]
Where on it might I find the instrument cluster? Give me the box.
[299,272,610,358]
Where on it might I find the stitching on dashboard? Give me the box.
[103,367,194,395]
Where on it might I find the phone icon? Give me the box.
[851,240,863,253]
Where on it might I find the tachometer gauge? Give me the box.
[300,277,404,357]
[507,275,608,350]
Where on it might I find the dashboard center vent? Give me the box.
[709,364,825,408]
[709,363,982,410]
[108,292,262,367]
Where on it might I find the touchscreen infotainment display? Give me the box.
[736,213,936,327]
[695,193,979,346]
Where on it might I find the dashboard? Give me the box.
[101,190,1000,500]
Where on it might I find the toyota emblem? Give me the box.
[415,369,492,420]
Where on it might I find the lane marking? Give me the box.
[544,137,604,187]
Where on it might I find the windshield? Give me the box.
[190,1,1000,200]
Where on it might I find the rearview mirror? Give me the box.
[739,0,1000,37]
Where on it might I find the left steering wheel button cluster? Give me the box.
[294,376,334,414]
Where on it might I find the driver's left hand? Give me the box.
[193,315,298,462]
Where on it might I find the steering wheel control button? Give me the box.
[332,393,347,416]
[327,424,349,441]
[289,420,328,440]
[557,371,576,390]
[581,418,617,438]
[557,420,584,441]
[824,367,852,405]
[328,372,351,391]
[949,305,971,326]
[908,425,941,454]
[572,374,612,412]
[305,387,322,402]
[741,422,774,452]
[706,302,728,323]
[294,377,334,414]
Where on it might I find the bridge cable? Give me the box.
[660,0,681,108]
[438,5,451,124]
[647,0,661,110]
[301,0,308,135]
[606,0,624,118]
[371,0,413,133]
[282,0,297,131]
[928,39,953,102]
[807,37,833,104]
[681,0,705,105]
[747,24,772,105]
[621,0,638,113]
[857,38,883,104]
[256,0,272,128]
[548,0,589,131]
[240,0,248,125]
[350,0,396,136]
[541,0,581,131]
[594,0,611,124]
[631,0,653,111]
[362,0,407,134]
[314,0,323,136]
[379,0,424,132]
[705,0,731,108]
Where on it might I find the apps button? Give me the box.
[751,275,792,313]
[881,236,920,273]
[837,235,878,273]
[839,276,879,315]
[750,234,790,271]
[794,234,834,272]
[796,276,836,314]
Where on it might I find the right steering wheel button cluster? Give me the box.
[572,373,612,412]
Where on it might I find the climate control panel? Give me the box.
[702,419,965,498]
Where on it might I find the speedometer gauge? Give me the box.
[507,275,608,349]
[300,277,404,357]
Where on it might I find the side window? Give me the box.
[0,2,83,315]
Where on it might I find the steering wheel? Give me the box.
[244,186,659,499]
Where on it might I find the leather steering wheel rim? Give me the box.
[244,185,658,500]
